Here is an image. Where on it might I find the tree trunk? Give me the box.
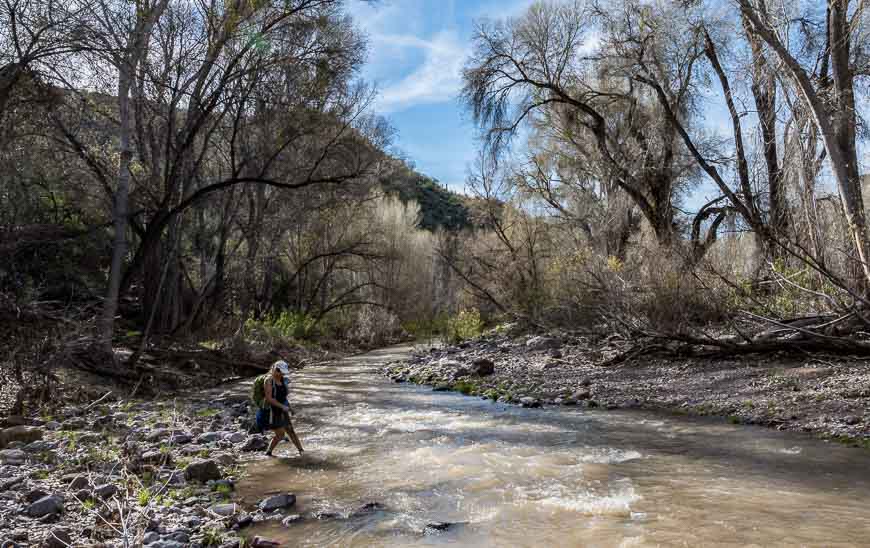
[99,66,133,350]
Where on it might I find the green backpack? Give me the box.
[251,374,269,409]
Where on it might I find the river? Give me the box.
[236,345,870,547]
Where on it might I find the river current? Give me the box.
[236,345,870,547]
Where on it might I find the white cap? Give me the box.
[273,360,290,376]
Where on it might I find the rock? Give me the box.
[0,449,26,465]
[213,453,236,466]
[25,489,49,503]
[541,359,560,370]
[240,435,267,452]
[67,475,89,491]
[143,531,160,545]
[146,541,185,548]
[226,432,246,444]
[580,377,592,387]
[141,451,172,465]
[844,415,862,425]
[424,521,468,534]
[525,336,560,351]
[258,493,296,512]
[0,426,43,449]
[437,358,462,368]
[77,432,102,445]
[572,390,591,401]
[196,432,222,444]
[352,502,384,516]
[44,421,61,431]
[281,514,302,527]
[169,433,193,445]
[167,530,190,543]
[433,383,452,392]
[519,397,541,408]
[469,358,494,376]
[93,484,118,500]
[250,537,281,548]
[219,541,241,548]
[42,527,71,548]
[184,459,222,483]
[548,348,563,359]
[26,495,64,517]
[23,440,55,454]
[209,503,238,517]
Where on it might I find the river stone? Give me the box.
[519,397,541,408]
[184,459,221,482]
[210,503,239,517]
[94,484,118,500]
[42,527,71,548]
[424,521,468,534]
[0,427,43,449]
[241,435,267,452]
[250,537,281,548]
[143,531,160,545]
[258,493,296,512]
[526,336,560,351]
[26,495,63,517]
[469,358,494,376]
[197,432,222,444]
[44,421,61,431]
[23,440,55,453]
[0,449,26,465]
[281,514,302,527]
[572,390,591,401]
[226,432,246,444]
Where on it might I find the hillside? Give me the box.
[380,165,471,231]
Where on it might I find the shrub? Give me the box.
[446,308,483,343]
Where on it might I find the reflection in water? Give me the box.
[236,346,870,547]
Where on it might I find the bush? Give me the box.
[446,308,484,343]
[244,310,317,342]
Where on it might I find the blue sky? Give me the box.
[347,0,537,192]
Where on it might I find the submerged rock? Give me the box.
[258,493,296,512]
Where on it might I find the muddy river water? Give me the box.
[236,345,870,547]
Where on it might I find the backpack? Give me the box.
[251,374,269,409]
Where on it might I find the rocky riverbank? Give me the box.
[383,331,870,447]
[0,385,302,548]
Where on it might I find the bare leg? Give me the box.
[286,422,304,455]
[267,427,286,456]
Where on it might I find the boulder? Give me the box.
[168,433,192,445]
[0,449,26,466]
[469,358,494,376]
[258,493,296,512]
[0,427,42,450]
[519,397,542,409]
[184,459,221,483]
[42,527,71,548]
[26,495,63,517]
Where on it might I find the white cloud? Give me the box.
[373,29,467,113]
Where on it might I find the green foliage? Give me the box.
[453,380,479,395]
[245,310,318,341]
[202,528,224,547]
[446,308,484,344]
[137,488,151,506]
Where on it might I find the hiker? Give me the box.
[255,360,304,457]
